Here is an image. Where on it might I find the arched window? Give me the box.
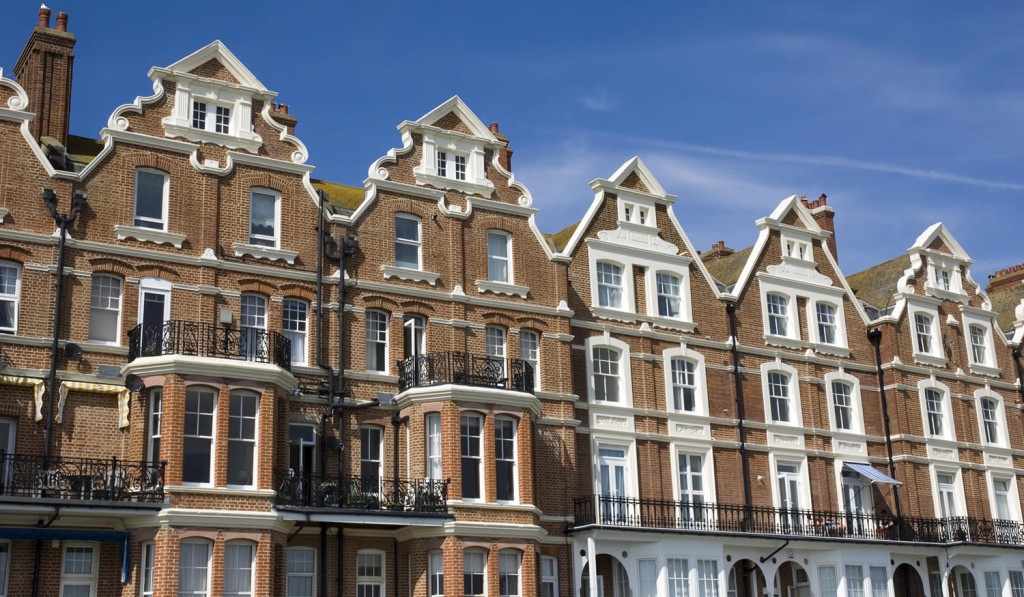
[240,294,268,361]
[586,336,633,407]
[487,230,512,283]
[656,272,682,319]
[824,373,864,435]
[224,540,255,597]
[914,313,934,355]
[178,539,212,597]
[592,347,621,403]
[670,359,697,413]
[919,379,954,441]
[498,549,522,597]
[519,329,540,391]
[249,188,280,247]
[464,549,487,597]
[761,362,800,426]
[816,302,838,345]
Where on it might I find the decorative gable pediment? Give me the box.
[898,222,986,306]
[160,41,268,92]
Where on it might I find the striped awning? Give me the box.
[0,375,46,421]
[844,461,902,485]
[58,381,132,428]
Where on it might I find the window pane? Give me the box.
[283,300,308,366]
[250,191,277,246]
[135,170,166,228]
[89,276,122,343]
[224,543,253,596]
[819,566,838,597]
[366,311,388,372]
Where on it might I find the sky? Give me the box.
[1,1,1022,278]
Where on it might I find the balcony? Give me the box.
[397,352,535,393]
[0,453,166,505]
[572,495,1024,546]
[275,471,449,515]
[127,320,292,371]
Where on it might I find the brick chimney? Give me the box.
[801,194,838,261]
[987,263,1024,293]
[13,5,77,146]
[489,122,513,171]
[701,240,735,265]
[269,102,297,135]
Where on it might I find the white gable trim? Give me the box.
[156,40,268,93]
[410,95,499,142]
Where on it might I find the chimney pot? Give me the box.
[271,102,278,111]
[281,104,289,114]
[55,11,67,31]
[38,5,51,28]
[489,122,500,133]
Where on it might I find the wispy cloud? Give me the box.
[582,89,617,112]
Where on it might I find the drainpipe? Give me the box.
[868,328,903,521]
[725,302,753,527]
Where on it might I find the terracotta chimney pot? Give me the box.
[38,5,51,28]
[55,11,67,31]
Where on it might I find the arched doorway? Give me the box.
[774,562,811,597]
[893,563,926,597]
[728,559,767,597]
[949,566,978,597]
[579,555,630,597]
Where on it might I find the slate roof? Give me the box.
[703,246,753,288]
[846,254,911,312]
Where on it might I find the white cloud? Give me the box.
[582,89,617,112]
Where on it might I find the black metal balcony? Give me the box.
[275,471,449,515]
[571,495,1024,546]
[127,320,291,371]
[397,352,534,393]
[0,452,165,504]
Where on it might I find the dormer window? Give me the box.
[638,208,648,225]
[785,239,809,260]
[936,268,951,291]
[623,206,631,221]
[436,151,467,181]
[191,101,231,135]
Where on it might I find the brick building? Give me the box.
[2,8,1024,597]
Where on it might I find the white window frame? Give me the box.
[191,99,233,135]
[224,541,255,597]
[486,325,507,377]
[183,386,217,486]
[356,550,386,597]
[931,467,966,518]
[593,440,639,501]
[498,549,521,597]
[487,230,512,284]
[987,473,1021,522]
[674,447,713,524]
[596,261,625,310]
[765,292,793,338]
[818,565,839,597]
[394,213,422,270]
[845,565,865,597]
[907,300,945,367]
[769,454,811,516]
[814,301,840,346]
[761,362,801,427]
[248,188,281,248]
[148,388,163,465]
[586,336,633,407]
[540,555,558,597]
[360,426,383,487]
[0,261,20,334]
[286,547,316,597]
[140,542,155,597]
[288,423,316,475]
[519,330,540,391]
[656,271,683,319]
[138,277,171,326]
[962,309,1000,376]
[824,371,865,434]
[240,293,268,361]
[226,392,259,488]
[495,416,518,503]
[365,310,389,373]
[283,299,309,367]
[428,550,444,597]
[436,150,469,182]
[976,392,1007,447]
[667,557,689,597]
[460,412,483,501]
[782,231,812,262]
[463,549,487,597]
[697,559,720,597]
[426,413,442,481]
[918,379,954,441]
[133,168,169,231]
[663,346,708,416]
[178,539,212,597]
[60,542,98,597]
[88,274,123,345]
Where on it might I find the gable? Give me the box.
[188,58,240,85]
[927,236,952,254]
[432,111,473,135]
[620,171,650,193]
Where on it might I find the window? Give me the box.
[215,105,231,134]
[61,544,97,597]
[970,325,989,364]
[437,151,447,177]
[141,543,155,597]
[845,565,865,597]
[869,567,888,597]
[464,550,486,597]
[486,326,507,377]
[192,101,230,134]
[596,262,624,309]
[668,558,689,597]
[178,541,210,597]
[981,399,1000,444]
[183,387,216,484]
[766,293,789,336]
[366,310,389,373]
[768,372,791,423]
[224,542,254,597]
[925,388,945,437]
[89,275,122,344]
[0,262,19,333]
[936,472,959,518]
[592,347,620,403]
[283,299,308,366]
[227,393,258,487]
[436,152,467,181]
[671,359,697,412]
[495,417,517,502]
[426,414,442,480]
[678,453,705,522]
[499,550,521,597]
[249,189,279,247]
[360,427,383,492]
[915,314,934,354]
[192,101,207,129]
[638,558,658,597]
[785,239,809,260]
[984,572,1002,597]
[133,168,168,230]
[930,573,943,597]
[487,231,511,283]
[148,389,162,465]
[520,330,540,391]
[428,551,444,597]
[993,478,1013,520]
[540,556,558,597]
[1011,572,1024,597]
[697,560,719,597]
[832,382,854,431]
[657,273,682,318]
[287,548,315,597]
[357,551,384,597]
[395,214,421,270]
[240,294,267,360]
[289,423,315,475]
[816,303,838,344]
[454,155,466,181]
[936,268,951,291]
[819,566,838,597]
[461,414,482,499]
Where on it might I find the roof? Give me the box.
[310,179,364,212]
[66,134,104,165]
[845,254,911,311]
[545,222,579,253]
[988,282,1024,333]
[704,246,753,287]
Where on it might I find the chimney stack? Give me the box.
[14,5,77,146]
[802,193,838,261]
[701,240,735,265]
[268,101,297,135]
[489,122,514,171]
[986,263,1024,293]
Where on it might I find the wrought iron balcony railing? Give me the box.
[572,495,1024,546]
[0,452,166,504]
[397,352,535,393]
[275,471,449,515]
[127,320,291,371]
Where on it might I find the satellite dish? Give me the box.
[124,374,146,393]
[326,437,341,451]
[63,343,83,361]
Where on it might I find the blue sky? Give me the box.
[2,1,1022,277]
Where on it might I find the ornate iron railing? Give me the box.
[572,495,1024,546]
[275,471,450,514]
[0,452,165,503]
[397,352,534,393]
[127,320,291,371]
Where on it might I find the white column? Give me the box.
[588,535,599,597]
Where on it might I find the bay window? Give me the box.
[227,393,258,487]
[178,540,211,597]
[224,542,254,597]
[183,387,216,484]
[460,414,482,500]
[495,417,517,502]
[357,551,384,597]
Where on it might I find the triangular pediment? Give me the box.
[765,195,822,232]
[910,222,971,261]
[414,96,499,141]
[162,40,267,91]
[599,156,669,198]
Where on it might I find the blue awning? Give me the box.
[0,528,130,581]
[844,461,902,486]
